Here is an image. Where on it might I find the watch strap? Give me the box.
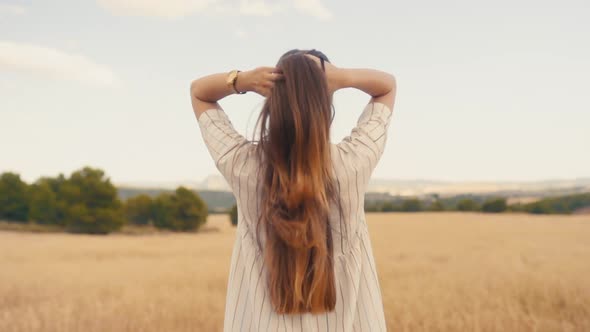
[232,70,247,94]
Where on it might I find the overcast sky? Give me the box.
[1,0,589,185]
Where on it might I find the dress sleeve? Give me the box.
[197,108,251,188]
[336,102,393,176]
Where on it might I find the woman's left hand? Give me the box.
[235,67,283,97]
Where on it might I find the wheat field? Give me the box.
[0,212,589,332]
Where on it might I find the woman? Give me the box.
[190,49,396,331]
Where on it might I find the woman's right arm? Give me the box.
[303,54,396,108]
[328,66,397,178]
[333,68,397,109]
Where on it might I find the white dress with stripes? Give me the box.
[197,102,393,331]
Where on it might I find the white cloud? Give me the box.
[0,41,120,86]
[0,4,26,15]
[293,0,332,20]
[234,28,248,39]
[238,0,280,16]
[213,0,283,17]
[97,0,216,18]
[97,0,331,20]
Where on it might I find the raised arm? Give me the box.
[189,67,283,120]
[313,60,397,180]
[303,54,396,109]
[332,68,397,109]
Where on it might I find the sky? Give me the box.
[1,0,589,185]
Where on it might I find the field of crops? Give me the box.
[1,212,588,331]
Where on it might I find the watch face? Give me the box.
[227,70,238,86]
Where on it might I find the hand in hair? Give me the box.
[236,67,284,97]
[303,54,340,95]
[305,55,396,110]
[190,66,283,120]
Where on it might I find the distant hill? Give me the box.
[117,187,235,213]
[365,178,590,198]
[117,176,590,198]
[116,176,590,213]
[116,175,230,192]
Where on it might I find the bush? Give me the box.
[124,194,154,225]
[481,198,507,213]
[152,194,174,229]
[229,204,238,226]
[28,180,59,225]
[381,201,397,212]
[507,203,524,212]
[0,172,30,222]
[401,198,423,212]
[60,167,126,234]
[518,193,590,214]
[65,205,125,234]
[456,199,480,211]
[39,174,69,225]
[364,201,378,212]
[152,187,208,231]
[429,200,445,211]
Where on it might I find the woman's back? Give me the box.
[191,48,396,331]
[196,101,393,331]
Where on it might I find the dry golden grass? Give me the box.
[1,212,589,332]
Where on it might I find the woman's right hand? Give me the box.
[304,54,345,95]
[305,54,396,109]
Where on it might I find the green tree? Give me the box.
[173,187,207,231]
[401,198,423,212]
[517,193,590,214]
[0,172,30,222]
[152,187,208,231]
[456,198,480,211]
[429,200,445,211]
[61,167,125,234]
[481,198,507,213]
[507,202,525,212]
[28,179,59,225]
[124,194,154,225]
[381,201,397,212]
[528,203,549,214]
[364,201,378,212]
[152,193,174,229]
[229,204,238,226]
[42,174,69,224]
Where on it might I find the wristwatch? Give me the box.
[226,70,246,94]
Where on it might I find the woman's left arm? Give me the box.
[190,67,283,120]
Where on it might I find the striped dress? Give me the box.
[197,102,393,331]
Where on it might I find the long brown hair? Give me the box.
[252,50,344,314]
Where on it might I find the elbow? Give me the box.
[190,80,199,99]
[383,73,397,98]
[388,73,397,93]
[373,73,396,98]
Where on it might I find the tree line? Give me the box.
[227,192,589,227]
[2,167,587,233]
[0,167,208,234]
[364,193,590,214]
